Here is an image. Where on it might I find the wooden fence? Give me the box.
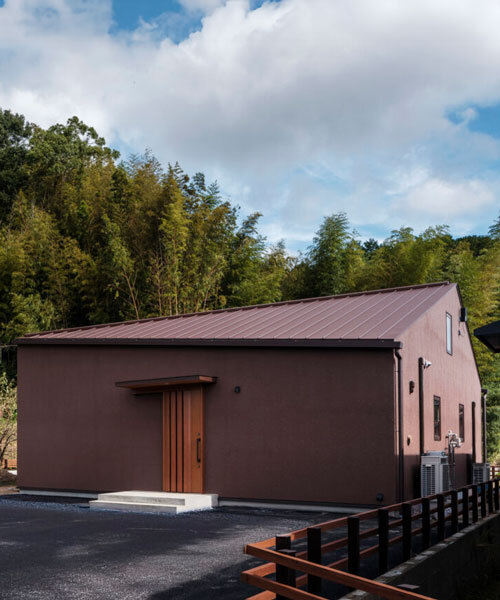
[241,478,500,600]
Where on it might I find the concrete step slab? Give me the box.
[89,491,218,515]
[89,500,179,514]
[97,493,186,506]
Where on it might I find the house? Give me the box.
[16,281,482,508]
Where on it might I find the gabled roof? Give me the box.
[17,281,456,349]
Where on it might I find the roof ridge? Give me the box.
[20,281,452,339]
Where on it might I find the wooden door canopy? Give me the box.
[116,375,216,394]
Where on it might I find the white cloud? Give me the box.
[1,0,500,247]
[400,179,496,219]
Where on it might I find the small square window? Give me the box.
[446,313,452,355]
[434,396,441,441]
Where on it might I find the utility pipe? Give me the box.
[472,401,476,464]
[481,388,488,464]
[395,350,404,503]
[418,357,425,455]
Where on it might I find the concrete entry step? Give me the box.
[89,491,218,515]
[89,500,179,514]
[94,492,186,506]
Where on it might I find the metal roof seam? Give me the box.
[278,291,378,338]
[381,283,457,340]
[347,287,432,339]
[301,291,398,339]
[244,297,353,339]
[193,301,305,338]
[332,290,417,340]
[374,285,450,339]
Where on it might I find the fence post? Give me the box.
[348,516,360,576]
[451,490,458,534]
[472,485,479,523]
[378,508,389,575]
[276,548,296,600]
[461,488,469,528]
[494,479,499,512]
[481,482,487,518]
[275,534,292,600]
[402,503,412,561]
[276,534,291,551]
[422,497,431,550]
[488,480,494,514]
[307,526,322,595]
[437,494,445,541]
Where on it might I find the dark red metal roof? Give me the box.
[17,282,455,348]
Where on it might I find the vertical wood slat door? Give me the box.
[162,386,204,493]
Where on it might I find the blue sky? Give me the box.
[110,0,203,42]
[0,0,499,251]
[111,0,277,30]
[112,1,180,29]
[449,104,500,140]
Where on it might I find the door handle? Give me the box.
[196,436,201,463]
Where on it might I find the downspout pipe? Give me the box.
[418,357,425,455]
[395,350,404,503]
[472,401,476,464]
[481,388,488,464]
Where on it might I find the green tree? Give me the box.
[0,109,32,222]
[359,226,450,290]
[306,213,361,296]
[158,168,190,315]
[489,211,500,240]
[221,213,289,307]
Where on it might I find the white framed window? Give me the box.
[446,312,452,355]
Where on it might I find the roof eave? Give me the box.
[15,337,402,349]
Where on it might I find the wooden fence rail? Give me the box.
[241,478,500,600]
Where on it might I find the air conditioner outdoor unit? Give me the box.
[420,453,451,496]
[472,463,490,484]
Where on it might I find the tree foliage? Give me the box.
[0,110,289,347]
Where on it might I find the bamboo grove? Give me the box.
[0,108,499,454]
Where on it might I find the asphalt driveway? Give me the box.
[0,495,334,600]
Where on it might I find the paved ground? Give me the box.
[0,494,336,600]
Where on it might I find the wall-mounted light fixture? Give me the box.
[409,380,415,394]
[234,386,241,394]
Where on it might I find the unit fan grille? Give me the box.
[422,464,436,496]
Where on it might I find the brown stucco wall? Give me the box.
[399,288,482,499]
[17,345,397,506]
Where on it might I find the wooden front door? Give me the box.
[162,386,204,493]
